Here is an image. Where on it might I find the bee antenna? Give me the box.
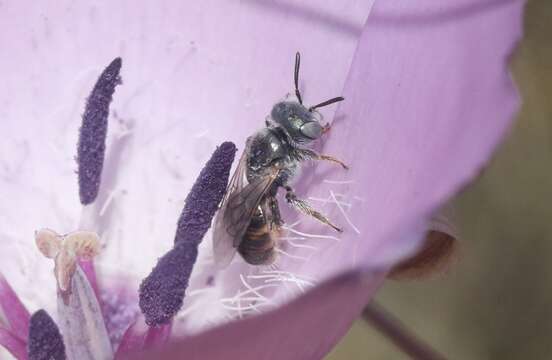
[308,96,345,112]
[294,52,303,105]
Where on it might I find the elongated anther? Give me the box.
[139,142,236,326]
[28,309,66,360]
[78,57,122,205]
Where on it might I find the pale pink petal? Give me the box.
[280,0,525,283]
[343,0,522,266]
[0,0,374,317]
[140,0,523,357]
[0,0,524,359]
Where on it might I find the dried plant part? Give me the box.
[35,229,62,259]
[34,229,101,295]
[65,231,101,260]
[388,214,458,280]
[54,249,77,294]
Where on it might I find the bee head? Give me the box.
[271,101,323,142]
[270,52,344,143]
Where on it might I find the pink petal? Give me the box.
[131,271,383,360]
[115,318,171,358]
[0,0,524,359]
[0,1,374,285]
[115,320,147,359]
[143,323,172,349]
[78,259,100,299]
[283,0,525,282]
[0,273,30,341]
[138,1,523,357]
[0,327,27,360]
[357,0,525,252]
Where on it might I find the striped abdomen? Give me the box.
[238,210,277,265]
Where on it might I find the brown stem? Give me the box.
[362,302,447,360]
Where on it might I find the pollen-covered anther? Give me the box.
[174,141,237,245]
[139,242,198,326]
[77,57,122,205]
[28,309,66,360]
[35,229,100,293]
[139,142,236,326]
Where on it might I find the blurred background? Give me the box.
[329,0,552,359]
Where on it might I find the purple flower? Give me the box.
[0,1,524,359]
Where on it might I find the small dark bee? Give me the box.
[213,52,348,267]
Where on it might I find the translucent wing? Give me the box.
[225,171,278,245]
[213,148,248,267]
[213,140,280,267]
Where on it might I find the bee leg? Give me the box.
[284,186,343,233]
[295,149,349,170]
[269,196,284,227]
[318,154,349,170]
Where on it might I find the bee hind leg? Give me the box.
[263,196,283,231]
[319,154,349,170]
[284,186,342,233]
[269,196,284,227]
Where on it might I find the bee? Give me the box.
[213,52,348,266]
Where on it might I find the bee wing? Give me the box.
[224,170,279,245]
[259,196,282,261]
[212,148,248,267]
[221,141,249,207]
[213,148,280,267]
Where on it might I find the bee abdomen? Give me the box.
[244,216,269,241]
[238,214,277,265]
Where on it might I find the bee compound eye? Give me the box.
[300,121,323,139]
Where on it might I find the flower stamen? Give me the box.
[35,229,100,296]
[308,195,353,209]
[329,190,361,234]
[275,247,310,262]
[28,309,66,360]
[77,57,122,206]
[322,179,355,185]
[139,142,236,327]
[282,225,341,242]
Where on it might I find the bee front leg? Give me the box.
[294,149,349,170]
[284,186,342,233]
